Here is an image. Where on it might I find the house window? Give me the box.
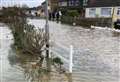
[117,8,120,16]
[75,0,80,6]
[59,1,67,6]
[83,0,88,6]
[69,0,74,6]
[89,8,96,17]
[68,0,79,6]
[101,8,111,17]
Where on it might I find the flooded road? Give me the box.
[0,19,120,82]
[29,19,120,82]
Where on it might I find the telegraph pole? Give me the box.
[45,0,51,72]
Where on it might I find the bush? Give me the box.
[0,7,26,23]
[66,10,79,17]
[53,57,63,65]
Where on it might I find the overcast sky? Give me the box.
[0,0,45,7]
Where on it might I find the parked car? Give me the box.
[114,19,120,29]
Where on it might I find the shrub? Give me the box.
[0,7,26,23]
[66,10,79,17]
[53,57,63,65]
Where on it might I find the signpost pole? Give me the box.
[45,0,51,72]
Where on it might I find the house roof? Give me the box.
[86,0,120,7]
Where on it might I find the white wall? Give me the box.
[113,7,120,16]
[112,7,120,21]
[85,8,90,18]
[96,8,101,17]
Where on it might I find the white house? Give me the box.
[85,0,120,22]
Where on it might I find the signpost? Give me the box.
[45,0,51,72]
[45,0,73,81]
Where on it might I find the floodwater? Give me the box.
[29,19,120,82]
[0,24,26,82]
[0,19,120,82]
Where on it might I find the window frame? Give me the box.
[89,8,96,17]
[101,8,112,17]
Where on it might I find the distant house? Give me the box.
[29,7,38,16]
[85,0,120,21]
[25,6,42,16]
[41,1,46,12]
[0,7,2,10]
